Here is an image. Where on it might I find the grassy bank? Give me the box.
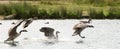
[0,1,120,19]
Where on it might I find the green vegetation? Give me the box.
[0,0,120,19]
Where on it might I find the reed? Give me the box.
[0,1,120,19]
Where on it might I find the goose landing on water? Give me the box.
[72,18,94,38]
[4,20,27,46]
[40,27,60,41]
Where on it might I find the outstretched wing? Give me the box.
[23,18,33,28]
[40,27,54,36]
[8,20,24,36]
[40,27,54,32]
[8,28,17,36]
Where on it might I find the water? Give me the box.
[0,19,120,49]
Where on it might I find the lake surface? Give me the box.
[0,19,120,49]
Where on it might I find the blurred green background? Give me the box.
[0,0,120,19]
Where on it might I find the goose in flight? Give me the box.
[4,20,27,46]
[72,18,94,38]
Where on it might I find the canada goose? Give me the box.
[40,27,60,40]
[72,20,94,38]
[4,20,27,44]
[23,18,33,28]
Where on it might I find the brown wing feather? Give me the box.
[8,28,17,36]
[23,19,33,28]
